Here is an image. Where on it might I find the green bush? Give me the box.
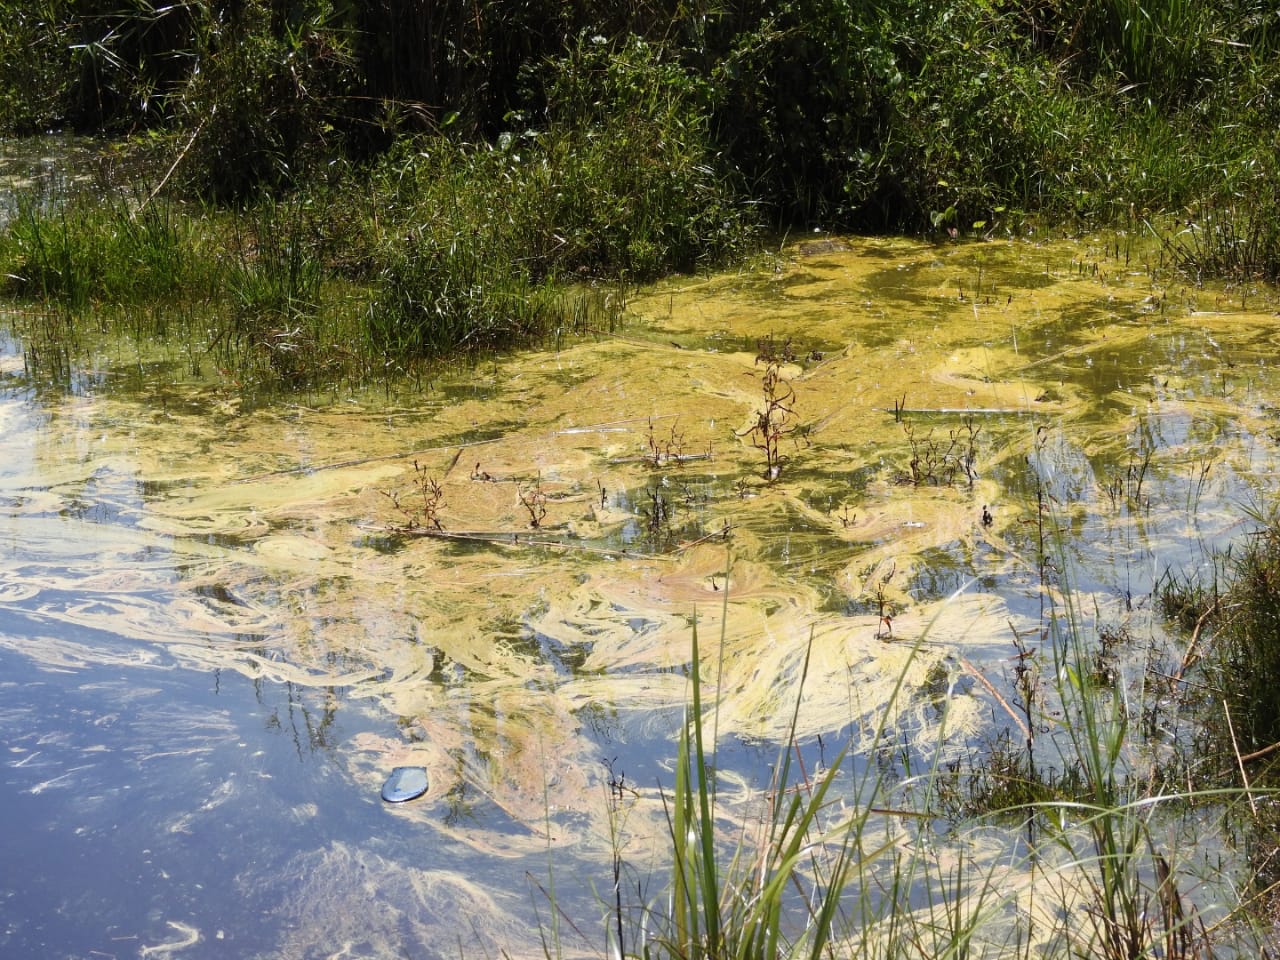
[363,37,755,362]
[177,2,358,201]
[534,34,755,278]
[0,1,77,132]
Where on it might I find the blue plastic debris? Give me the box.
[381,766,428,803]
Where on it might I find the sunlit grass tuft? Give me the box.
[584,532,1273,960]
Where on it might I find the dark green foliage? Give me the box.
[0,0,209,132]
[0,1,79,132]
[1157,185,1280,284]
[1210,524,1280,752]
[3,0,1280,236]
[4,0,1280,378]
[176,2,359,201]
[67,0,207,129]
[532,35,752,278]
[360,37,753,363]
[707,0,899,226]
[1014,0,1205,100]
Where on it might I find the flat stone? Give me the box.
[381,766,428,803]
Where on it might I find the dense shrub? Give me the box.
[364,38,755,362]
[2,0,1280,256]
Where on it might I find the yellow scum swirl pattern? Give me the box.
[2,234,1280,955]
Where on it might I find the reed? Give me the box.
[1154,190,1280,284]
[593,521,1271,959]
[0,189,196,309]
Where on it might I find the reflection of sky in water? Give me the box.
[0,605,813,960]
[0,628,575,960]
[0,637,354,958]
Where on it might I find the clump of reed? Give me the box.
[1155,189,1280,284]
[1191,517,1280,770]
[0,191,196,310]
[583,523,1267,960]
[0,185,369,392]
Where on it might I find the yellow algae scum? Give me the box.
[1,233,1277,956]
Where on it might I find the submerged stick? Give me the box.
[365,524,669,560]
[885,407,1031,416]
[956,654,1033,744]
[608,452,712,466]
[1238,738,1280,764]
[234,413,682,483]
[556,414,677,434]
[1172,596,1221,683]
[672,523,734,554]
[232,436,503,483]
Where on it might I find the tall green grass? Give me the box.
[4,0,1280,243]
[640,617,925,960]
[601,535,1270,960]
[1154,189,1280,284]
[6,0,1280,386]
[361,38,753,363]
[0,191,194,309]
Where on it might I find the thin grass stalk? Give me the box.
[671,671,700,956]
[690,619,722,957]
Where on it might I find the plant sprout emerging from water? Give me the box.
[874,585,893,638]
[643,486,674,536]
[383,459,445,532]
[519,477,548,529]
[754,333,797,365]
[901,416,979,486]
[740,361,798,481]
[645,417,688,468]
[1100,450,1154,511]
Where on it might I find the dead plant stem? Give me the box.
[1223,699,1257,816]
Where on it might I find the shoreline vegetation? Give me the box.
[5,1,1280,956]
[0,0,1278,396]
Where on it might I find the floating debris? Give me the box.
[381,766,428,803]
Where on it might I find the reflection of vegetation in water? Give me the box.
[260,679,339,758]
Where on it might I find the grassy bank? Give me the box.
[2,1,1280,391]
[3,0,1278,232]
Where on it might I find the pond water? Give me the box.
[2,224,1279,957]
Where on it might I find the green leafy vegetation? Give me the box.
[2,0,1278,233]
[4,5,1280,950]
[2,1,1279,391]
[598,570,1264,960]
